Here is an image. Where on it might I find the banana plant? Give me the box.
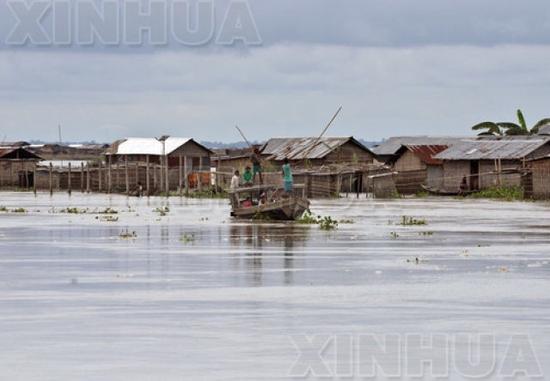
[471,109,550,136]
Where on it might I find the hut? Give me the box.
[434,139,550,192]
[0,147,42,188]
[261,137,375,168]
[258,137,385,198]
[211,145,261,173]
[525,155,550,199]
[391,145,448,194]
[106,137,213,193]
[372,136,465,164]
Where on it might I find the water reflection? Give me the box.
[229,223,310,286]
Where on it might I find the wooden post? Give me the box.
[125,156,129,195]
[108,156,112,194]
[25,166,29,190]
[184,156,189,194]
[153,161,158,191]
[49,163,53,195]
[98,162,103,192]
[33,164,37,195]
[86,163,91,193]
[80,163,85,192]
[9,162,13,188]
[498,159,502,186]
[135,162,139,190]
[178,155,183,196]
[165,156,170,196]
[146,155,150,196]
[68,162,72,195]
[116,162,120,192]
[198,157,203,192]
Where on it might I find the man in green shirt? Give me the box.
[282,158,293,193]
[243,166,253,186]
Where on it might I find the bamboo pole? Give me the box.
[68,162,72,195]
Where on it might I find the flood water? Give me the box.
[1,192,549,380]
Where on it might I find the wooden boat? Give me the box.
[421,184,473,196]
[229,184,310,220]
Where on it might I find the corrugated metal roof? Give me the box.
[0,147,41,160]
[372,136,466,156]
[434,139,548,160]
[261,137,371,161]
[404,145,449,165]
[538,125,550,136]
[108,137,212,156]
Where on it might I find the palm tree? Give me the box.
[471,109,550,136]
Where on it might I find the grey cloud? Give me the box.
[1,44,550,142]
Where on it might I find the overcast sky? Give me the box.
[1,0,550,143]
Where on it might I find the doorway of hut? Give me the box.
[470,160,480,191]
[18,171,34,189]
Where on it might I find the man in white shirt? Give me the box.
[230,170,240,190]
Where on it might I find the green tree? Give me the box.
[471,109,550,136]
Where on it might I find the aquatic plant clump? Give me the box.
[296,212,339,230]
[399,216,427,226]
[180,234,195,243]
[119,230,137,239]
[97,208,118,215]
[154,206,170,216]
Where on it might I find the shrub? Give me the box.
[468,186,524,201]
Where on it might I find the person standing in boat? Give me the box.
[282,158,293,193]
[231,170,240,190]
[250,148,263,185]
[243,166,253,187]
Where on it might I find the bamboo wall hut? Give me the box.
[391,145,448,194]
[261,137,375,168]
[0,147,42,188]
[434,139,550,192]
[105,137,213,194]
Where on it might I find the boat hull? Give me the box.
[232,197,310,221]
